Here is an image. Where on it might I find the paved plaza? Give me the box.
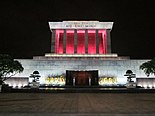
[0,93,155,115]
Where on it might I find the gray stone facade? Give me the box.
[10,58,150,86]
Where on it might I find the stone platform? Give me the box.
[0,92,155,115]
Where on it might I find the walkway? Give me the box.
[0,93,155,115]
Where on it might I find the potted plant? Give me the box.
[124,70,136,88]
[29,71,41,89]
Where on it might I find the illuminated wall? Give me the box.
[99,30,107,54]
[66,30,74,54]
[45,75,65,86]
[88,30,96,54]
[9,59,150,86]
[137,78,155,88]
[77,30,85,54]
[56,30,64,54]
[99,76,117,86]
[5,77,28,88]
[54,29,107,54]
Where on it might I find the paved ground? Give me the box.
[0,93,155,115]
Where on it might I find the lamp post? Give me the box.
[89,77,91,86]
[73,77,75,86]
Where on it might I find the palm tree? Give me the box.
[140,58,155,77]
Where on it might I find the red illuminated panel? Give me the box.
[77,30,85,54]
[66,30,74,54]
[88,30,96,54]
[103,31,107,54]
[98,33,103,54]
[55,30,64,54]
[99,30,107,54]
[58,33,64,53]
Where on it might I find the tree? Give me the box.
[152,58,155,75]
[140,58,155,77]
[29,71,40,82]
[0,54,24,84]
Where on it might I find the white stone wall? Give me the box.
[5,78,28,88]
[14,59,150,85]
[137,78,155,88]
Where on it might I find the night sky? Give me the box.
[0,0,155,59]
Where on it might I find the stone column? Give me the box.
[85,29,88,54]
[96,29,99,54]
[63,29,66,54]
[74,29,77,54]
[51,30,55,53]
[106,29,111,54]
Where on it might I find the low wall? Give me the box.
[5,77,29,88]
[136,78,155,88]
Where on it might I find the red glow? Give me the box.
[54,29,107,55]
[66,30,74,33]
[77,30,85,33]
[77,30,85,54]
[88,30,96,33]
[98,30,107,54]
[98,30,106,34]
[56,30,64,54]
[98,33,103,54]
[66,30,74,54]
[103,32,107,53]
[88,30,96,54]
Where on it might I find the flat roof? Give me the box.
[49,21,113,30]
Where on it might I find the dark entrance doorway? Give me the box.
[66,70,98,86]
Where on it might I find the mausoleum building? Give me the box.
[5,21,153,88]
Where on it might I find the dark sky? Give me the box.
[0,0,155,59]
